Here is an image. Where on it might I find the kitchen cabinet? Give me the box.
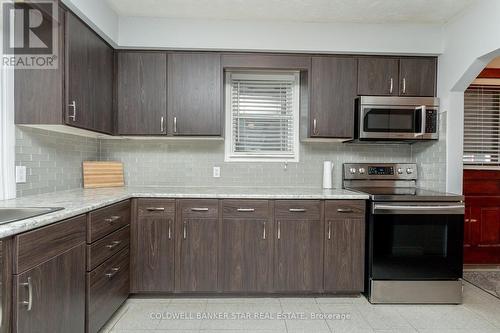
[65,11,114,133]
[274,200,323,292]
[310,56,358,138]
[399,58,437,97]
[15,244,86,333]
[220,200,273,292]
[358,56,437,97]
[176,199,219,292]
[323,201,365,293]
[117,52,167,135]
[167,53,222,136]
[131,199,175,292]
[13,215,87,333]
[358,57,400,96]
[0,239,13,333]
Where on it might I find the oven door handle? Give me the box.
[373,203,464,215]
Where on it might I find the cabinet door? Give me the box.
[220,200,273,292]
[399,58,436,97]
[89,31,114,133]
[324,201,365,293]
[66,12,113,133]
[176,199,219,292]
[358,57,399,96]
[131,199,175,292]
[310,57,357,138]
[274,201,323,292]
[66,12,93,130]
[168,53,222,136]
[117,52,167,135]
[14,244,85,333]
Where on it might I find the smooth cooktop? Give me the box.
[345,187,464,202]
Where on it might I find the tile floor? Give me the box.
[100,281,500,333]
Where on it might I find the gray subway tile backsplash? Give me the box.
[15,125,446,197]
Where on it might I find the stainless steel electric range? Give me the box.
[343,163,465,304]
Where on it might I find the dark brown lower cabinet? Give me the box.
[14,244,86,333]
[220,200,273,292]
[131,199,175,292]
[323,201,366,293]
[176,199,219,292]
[274,200,324,292]
[86,248,129,333]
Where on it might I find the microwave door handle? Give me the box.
[415,105,426,137]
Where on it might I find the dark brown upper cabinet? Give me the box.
[310,57,358,138]
[175,199,219,292]
[274,200,323,292]
[131,199,175,292]
[219,200,274,292]
[66,11,113,133]
[358,57,400,96]
[323,201,365,293]
[167,53,222,136]
[116,52,167,135]
[399,58,437,97]
[15,6,113,134]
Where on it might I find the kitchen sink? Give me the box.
[0,207,64,225]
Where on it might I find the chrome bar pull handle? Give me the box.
[183,221,187,240]
[313,118,319,135]
[20,277,33,311]
[105,267,120,279]
[68,100,76,121]
[237,208,255,212]
[105,240,122,249]
[328,221,332,240]
[173,116,177,133]
[262,221,266,240]
[146,207,165,212]
[168,219,172,240]
[402,77,406,94]
[389,78,394,94]
[337,208,353,213]
[289,208,306,212]
[104,215,121,224]
[191,208,209,212]
[160,116,165,133]
[277,221,281,240]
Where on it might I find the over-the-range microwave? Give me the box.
[352,96,439,142]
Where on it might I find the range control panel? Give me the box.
[343,163,417,180]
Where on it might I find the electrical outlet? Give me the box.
[15,166,26,183]
[213,166,221,178]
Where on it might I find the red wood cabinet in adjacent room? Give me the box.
[463,170,500,264]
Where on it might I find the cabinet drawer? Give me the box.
[275,200,321,219]
[178,199,218,218]
[325,200,365,218]
[138,198,175,216]
[222,200,269,219]
[87,247,129,333]
[14,214,86,274]
[88,200,130,243]
[87,225,129,271]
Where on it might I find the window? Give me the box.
[225,71,300,162]
[463,85,500,168]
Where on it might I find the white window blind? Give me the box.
[463,85,500,168]
[225,72,299,162]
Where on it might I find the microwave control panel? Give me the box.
[425,109,438,133]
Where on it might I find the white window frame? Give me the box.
[224,71,300,163]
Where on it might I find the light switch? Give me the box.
[213,166,221,178]
[15,166,26,183]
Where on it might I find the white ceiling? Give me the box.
[105,0,476,24]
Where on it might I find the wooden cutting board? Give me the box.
[83,161,124,189]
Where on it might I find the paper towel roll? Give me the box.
[323,161,333,189]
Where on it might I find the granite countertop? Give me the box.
[0,186,368,238]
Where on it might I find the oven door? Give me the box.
[369,202,464,280]
[359,105,428,140]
